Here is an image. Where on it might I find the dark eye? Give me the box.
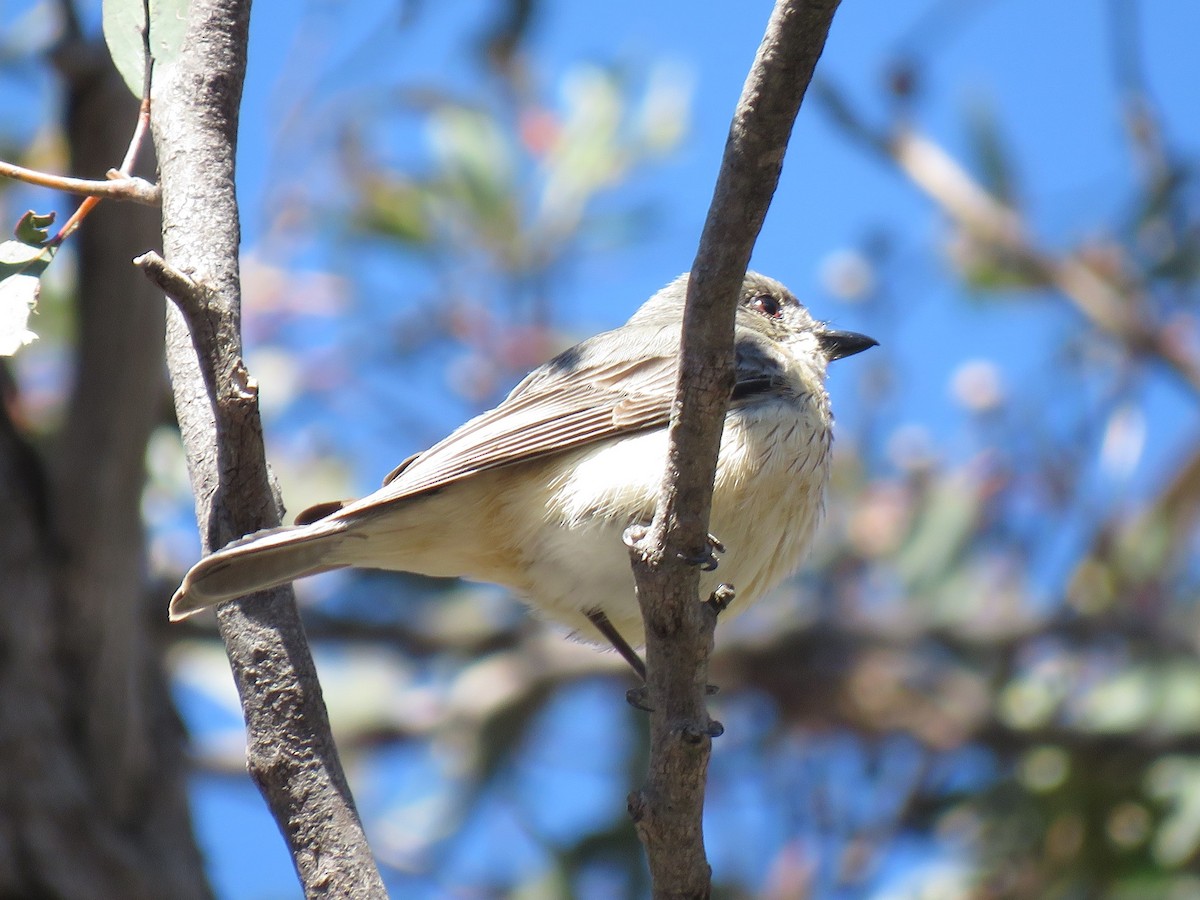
[750,294,782,319]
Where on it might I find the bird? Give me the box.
[170,272,876,674]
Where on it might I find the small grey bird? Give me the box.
[171,272,875,670]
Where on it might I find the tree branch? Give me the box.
[626,1,841,895]
[134,250,207,310]
[0,159,159,204]
[814,81,1200,398]
[147,1,386,895]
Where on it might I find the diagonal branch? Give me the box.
[815,81,1200,397]
[625,1,841,895]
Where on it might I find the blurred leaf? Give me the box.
[893,472,980,591]
[1146,758,1200,867]
[1071,662,1200,737]
[102,0,190,99]
[539,66,625,219]
[1000,676,1063,731]
[965,98,1018,207]
[1074,667,1155,733]
[1148,242,1200,283]
[549,815,648,900]
[478,0,538,74]
[1154,665,1200,736]
[1113,513,1173,583]
[1117,447,1200,577]
[475,678,553,786]
[0,220,56,355]
[355,177,434,246]
[810,77,880,147]
[947,236,1048,294]
[632,62,691,155]
[14,209,54,245]
[1145,225,1200,284]
[1131,163,1187,233]
[428,106,517,234]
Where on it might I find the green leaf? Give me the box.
[0,241,55,356]
[13,209,55,246]
[102,0,190,99]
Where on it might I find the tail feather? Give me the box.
[169,520,350,621]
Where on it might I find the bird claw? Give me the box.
[625,526,725,571]
[623,522,648,549]
[682,720,725,742]
[625,684,720,711]
[705,583,736,614]
[679,533,726,571]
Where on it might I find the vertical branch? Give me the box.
[626,1,841,896]
[145,0,386,895]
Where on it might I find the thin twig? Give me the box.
[121,0,155,176]
[813,82,1200,398]
[50,6,158,245]
[1108,0,1171,182]
[133,251,205,311]
[0,160,159,205]
[884,128,1200,396]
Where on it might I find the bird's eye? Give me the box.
[750,294,782,319]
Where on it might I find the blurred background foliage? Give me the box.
[4,0,1200,897]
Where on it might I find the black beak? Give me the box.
[818,329,878,361]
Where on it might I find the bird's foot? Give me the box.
[624,682,721,712]
[682,719,726,741]
[622,522,648,549]
[623,525,725,572]
[679,533,726,571]
[705,582,736,614]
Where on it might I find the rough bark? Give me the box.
[148,0,387,895]
[0,36,211,900]
[626,2,842,897]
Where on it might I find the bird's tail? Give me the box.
[169,520,351,621]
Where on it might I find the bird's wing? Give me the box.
[330,325,684,518]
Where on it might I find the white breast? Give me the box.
[515,392,833,647]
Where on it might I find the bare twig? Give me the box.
[133,251,205,311]
[1108,0,1171,182]
[814,81,1200,398]
[887,128,1200,395]
[117,0,155,177]
[625,1,841,895]
[0,160,159,205]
